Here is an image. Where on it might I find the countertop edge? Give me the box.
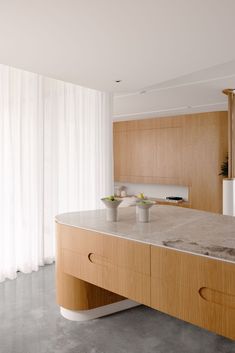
[55,219,235,265]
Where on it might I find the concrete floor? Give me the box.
[0,265,234,353]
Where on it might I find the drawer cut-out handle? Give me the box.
[88,252,110,266]
[199,287,235,309]
[88,253,94,263]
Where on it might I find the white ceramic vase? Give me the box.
[101,198,122,222]
[136,202,154,223]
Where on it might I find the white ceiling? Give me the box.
[113,60,235,120]
[0,0,235,119]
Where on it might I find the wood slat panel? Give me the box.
[151,246,235,340]
[56,223,124,311]
[60,224,151,305]
[114,111,228,213]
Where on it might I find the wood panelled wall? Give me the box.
[113,112,228,213]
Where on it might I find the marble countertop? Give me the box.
[56,206,235,263]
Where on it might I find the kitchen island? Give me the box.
[56,206,235,340]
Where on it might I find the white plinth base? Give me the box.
[223,179,235,216]
[60,299,140,321]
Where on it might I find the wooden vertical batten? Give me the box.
[223,89,235,178]
[56,221,235,340]
[113,112,228,213]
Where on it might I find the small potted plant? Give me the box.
[136,199,155,223]
[101,195,123,222]
[219,154,228,178]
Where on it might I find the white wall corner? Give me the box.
[223,179,235,216]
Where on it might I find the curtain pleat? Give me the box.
[0,64,113,282]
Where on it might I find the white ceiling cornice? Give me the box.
[113,61,235,120]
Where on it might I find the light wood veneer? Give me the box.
[57,223,151,307]
[56,222,235,340]
[113,112,228,213]
[151,246,235,340]
[56,223,124,310]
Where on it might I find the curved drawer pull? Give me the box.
[87,253,109,266]
[199,287,235,309]
[88,253,94,263]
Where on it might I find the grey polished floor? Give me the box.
[0,265,234,353]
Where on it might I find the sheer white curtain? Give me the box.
[43,78,113,261]
[0,64,113,282]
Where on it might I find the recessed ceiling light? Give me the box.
[115,80,122,83]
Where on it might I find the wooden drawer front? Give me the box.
[59,224,151,305]
[151,246,235,340]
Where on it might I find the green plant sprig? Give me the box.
[219,154,228,177]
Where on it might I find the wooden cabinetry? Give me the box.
[114,119,185,185]
[59,224,151,305]
[153,126,183,183]
[113,112,228,213]
[151,246,235,340]
[56,222,235,340]
[56,223,124,311]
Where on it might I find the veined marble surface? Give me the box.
[56,206,235,263]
